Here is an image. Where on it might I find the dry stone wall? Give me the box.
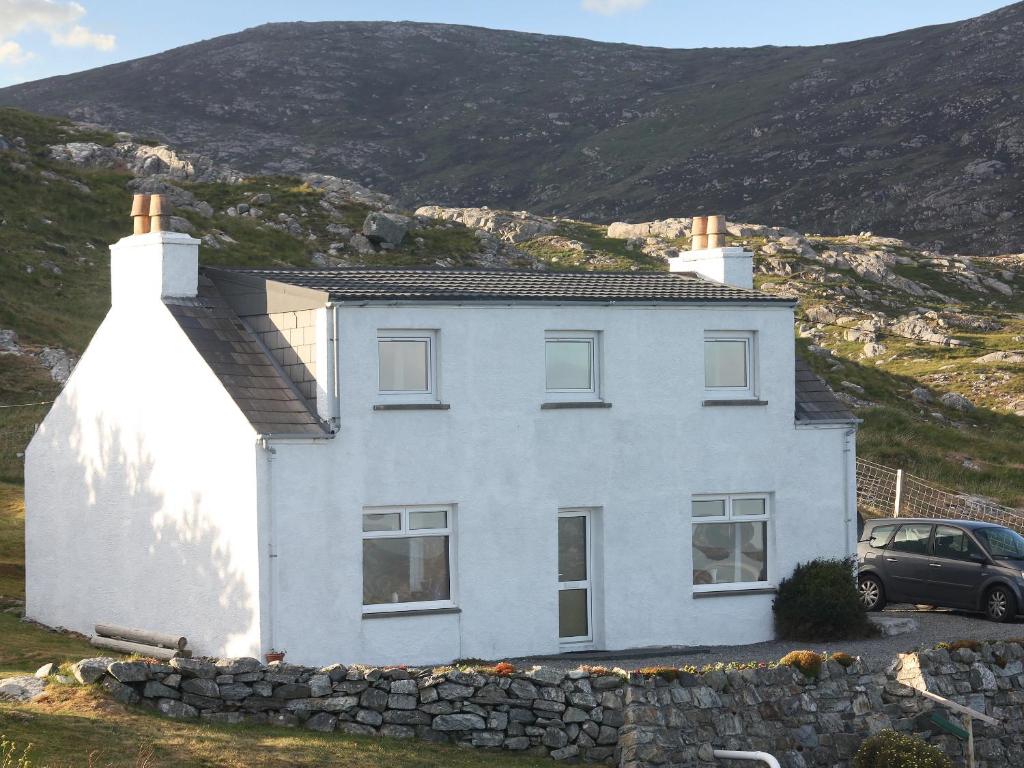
[72,656,626,762]
[68,642,1024,766]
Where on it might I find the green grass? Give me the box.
[0,482,547,767]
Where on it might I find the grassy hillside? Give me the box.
[1,107,1022,506]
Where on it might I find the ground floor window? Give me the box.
[362,505,453,612]
[692,494,769,590]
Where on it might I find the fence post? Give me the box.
[894,469,904,518]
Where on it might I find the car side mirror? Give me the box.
[970,553,988,564]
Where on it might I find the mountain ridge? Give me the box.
[1,5,1023,253]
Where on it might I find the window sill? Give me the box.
[373,403,451,411]
[362,607,461,619]
[692,586,777,599]
[702,399,768,407]
[541,401,612,410]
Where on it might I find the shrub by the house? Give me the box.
[854,730,953,768]
[773,556,875,641]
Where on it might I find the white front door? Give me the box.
[558,510,592,644]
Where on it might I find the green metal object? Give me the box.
[930,711,968,741]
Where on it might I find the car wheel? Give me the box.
[985,585,1016,623]
[859,574,886,612]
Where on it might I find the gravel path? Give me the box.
[517,605,1024,672]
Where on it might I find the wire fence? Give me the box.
[856,457,1024,534]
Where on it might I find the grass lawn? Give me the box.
[0,483,547,767]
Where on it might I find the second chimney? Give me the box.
[670,214,753,289]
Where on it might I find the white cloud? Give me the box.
[0,39,34,65]
[50,23,114,50]
[0,0,115,66]
[580,0,650,15]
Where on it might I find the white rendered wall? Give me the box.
[267,302,853,666]
[25,300,264,658]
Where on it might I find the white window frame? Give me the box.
[703,331,756,399]
[558,508,594,645]
[361,504,456,614]
[376,330,438,404]
[545,331,601,402]
[691,493,771,593]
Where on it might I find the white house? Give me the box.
[26,201,857,666]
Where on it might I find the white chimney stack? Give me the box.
[668,214,753,290]
[111,194,200,306]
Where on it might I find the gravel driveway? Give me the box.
[517,605,1024,672]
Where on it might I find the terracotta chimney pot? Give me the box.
[707,214,726,248]
[131,194,151,235]
[690,215,708,250]
[149,194,170,233]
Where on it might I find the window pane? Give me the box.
[558,516,587,582]
[705,339,748,388]
[889,524,932,554]
[733,498,766,517]
[975,527,1024,560]
[546,340,593,391]
[559,588,589,638]
[379,339,429,392]
[363,512,401,532]
[738,521,768,582]
[693,523,737,584]
[692,500,726,518]
[363,536,450,605]
[867,524,897,548]
[933,526,982,561]
[410,510,447,530]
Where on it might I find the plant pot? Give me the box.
[265,652,285,663]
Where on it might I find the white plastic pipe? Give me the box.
[713,749,782,768]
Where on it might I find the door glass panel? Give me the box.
[558,516,587,582]
[933,526,983,561]
[559,589,589,638]
[889,524,932,554]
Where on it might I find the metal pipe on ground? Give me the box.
[712,749,782,768]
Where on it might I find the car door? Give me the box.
[923,525,989,608]
[883,523,934,602]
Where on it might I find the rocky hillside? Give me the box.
[0,108,1022,507]
[1,6,1023,253]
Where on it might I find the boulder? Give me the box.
[108,661,153,684]
[910,387,933,404]
[416,205,557,243]
[363,212,411,245]
[170,657,218,679]
[0,329,21,354]
[305,711,338,732]
[34,662,58,679]
[157,698,198,719]
[0,675,46,702]
[433,713,486,731]
[939,392,975,412]
[72,657,117,685]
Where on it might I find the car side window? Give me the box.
[933,525,984,561]
[888,524,932,554]
[867,524,897,548]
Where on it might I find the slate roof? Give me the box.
[795,357,858,424]
[165,278,329,437]
[208,267,793,304]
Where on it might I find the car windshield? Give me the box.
[975,526,1024,560]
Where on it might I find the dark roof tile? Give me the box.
[207,266,792,304]
[165,279,329,438]
[795,358,857,424]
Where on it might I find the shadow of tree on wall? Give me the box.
[28,388,255,656]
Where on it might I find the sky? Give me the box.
[0,0,1013,87]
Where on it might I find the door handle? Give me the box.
[885,558,898,562]
[928,563,941,568]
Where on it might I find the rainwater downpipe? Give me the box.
[260,437,277,655]
[843,427,856,556]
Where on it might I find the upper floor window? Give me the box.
[704,331,755,397]
[545,331,600,401]
[378,330,437,401]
